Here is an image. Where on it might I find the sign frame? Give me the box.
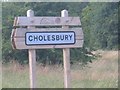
[11,9,84,88]
[11,28,84,49]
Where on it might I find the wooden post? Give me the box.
[61,10,71,88]
[27,10,36,89]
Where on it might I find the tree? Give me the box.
[2,2,30,63]
[81,2,118,50]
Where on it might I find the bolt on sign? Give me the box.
[11,18,84,49]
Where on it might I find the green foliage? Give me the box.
[81,2,118,50]
[2,2,119,64]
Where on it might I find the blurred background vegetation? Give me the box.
[2,2,119,65]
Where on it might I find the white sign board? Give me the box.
[25,31,75,45]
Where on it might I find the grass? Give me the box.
[2,50,118,88]
[0,71,1,89]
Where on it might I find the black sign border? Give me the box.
[25,31,76,46]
